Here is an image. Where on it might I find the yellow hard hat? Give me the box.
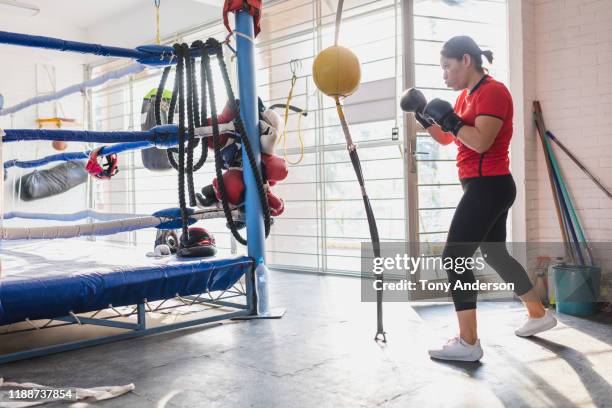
[312,45,361,98]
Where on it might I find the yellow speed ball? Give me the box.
[312,45,361,98]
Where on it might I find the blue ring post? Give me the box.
[235,11,269,315]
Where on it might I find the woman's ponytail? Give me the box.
[481,50,494,64]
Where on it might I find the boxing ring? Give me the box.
[1,240,251,325]
[0,7,277,364]
[1,239,254,357]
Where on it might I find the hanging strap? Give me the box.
[331,0,385,342]
[335,97,384,342]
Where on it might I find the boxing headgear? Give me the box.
[155,230,179,254]
[178,227,217,258]
[85,147,119,180]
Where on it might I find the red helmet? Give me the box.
[178,227,217,258]
[85,147,119,180]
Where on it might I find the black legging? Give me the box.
[443,174,533,311]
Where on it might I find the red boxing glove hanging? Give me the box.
[212,168,245,206]
[267,190,284,216]
[262,153,288,183]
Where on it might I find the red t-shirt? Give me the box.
[453,75,513,179]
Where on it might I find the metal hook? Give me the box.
[289,59,301,76]
[223,32,237,56]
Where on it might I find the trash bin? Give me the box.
[553,265,601,316]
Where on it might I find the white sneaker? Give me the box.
[515,310,557,337]
[428,336,484,362]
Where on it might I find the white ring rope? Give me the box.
[0,208,239,240]
[0,63,146,117]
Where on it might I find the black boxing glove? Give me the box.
[423,98,464,136]
[400,88,434,129]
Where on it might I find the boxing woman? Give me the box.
[402,36,556,361]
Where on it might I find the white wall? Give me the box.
[509,0,531,244]
[0,11,89,127]
[510,0,612,275]
[532,0,612,243]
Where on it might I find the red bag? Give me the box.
[223,0,262,37]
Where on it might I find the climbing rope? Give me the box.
[206,38,272,244]
[153,39,271,245]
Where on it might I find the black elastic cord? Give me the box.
[268,103,308,116]
[155,66,171,126]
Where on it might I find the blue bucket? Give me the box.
[553,265,601,316]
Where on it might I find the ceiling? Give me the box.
[24,0,221,30]
[0,0,223,63]
[25,0,151,29]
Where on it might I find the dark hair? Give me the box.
[440,35,493,74]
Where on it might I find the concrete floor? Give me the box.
[1,270,611,408]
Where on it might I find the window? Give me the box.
[257,0,405,274]
[411,0,509,282]
[89,0,509,278]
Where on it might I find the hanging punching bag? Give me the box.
[141,88,173,171]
